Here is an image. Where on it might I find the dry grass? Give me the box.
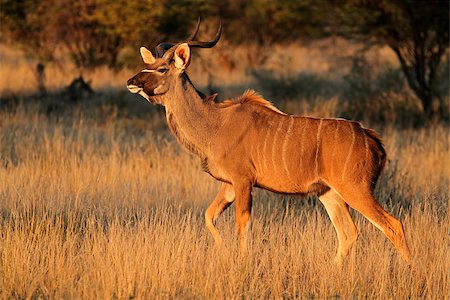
[0,100,448,298]
[0,41,448,298]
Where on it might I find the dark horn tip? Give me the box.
[216,21,222,39]
[186,17,201,41]
[187,20,222,48]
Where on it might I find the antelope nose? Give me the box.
[127,78,138,86]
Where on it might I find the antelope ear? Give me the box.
[174,43,191,69]
[140,47,155,64]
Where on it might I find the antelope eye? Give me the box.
[157,67,168,73]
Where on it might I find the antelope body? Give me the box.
[127,20,411,264]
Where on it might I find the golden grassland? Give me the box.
[0,102,448,299]
[0,43,449,298]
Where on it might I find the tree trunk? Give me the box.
[390,45,438,121]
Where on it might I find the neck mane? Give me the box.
[216,89,286,115]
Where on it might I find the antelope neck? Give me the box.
[164,73,220,157]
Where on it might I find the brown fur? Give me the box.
[364,128,387,187]
[216,89,286,115]
[127,42,411,264]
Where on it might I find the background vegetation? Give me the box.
[1,0,448,120]
[0,0,449,298]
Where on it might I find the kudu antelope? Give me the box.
[126,20,411,264]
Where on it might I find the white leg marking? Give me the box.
[224,186,235,203]
[242,219,251,251]
[244,219,251,237]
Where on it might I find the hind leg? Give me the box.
[334,186,411,263]
[319,190,358,265]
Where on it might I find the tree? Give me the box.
[0,0,54,61]
[0,0,163,70]
[216,0,330,66]
[335,0,449,119]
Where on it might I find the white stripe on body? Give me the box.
[271,119,285,173]
[330,121,340,177]
[282,116,294,178]
[342,123,356,180]
[262,126,271,172]
[315,119,324,177]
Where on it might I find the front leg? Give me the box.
[205,182,235,245]
[234,181,253,254]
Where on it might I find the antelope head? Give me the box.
[126,18,221,105]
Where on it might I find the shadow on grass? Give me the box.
[249,67,449,127]
[1,65,448,128]
[0,86,164,121]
